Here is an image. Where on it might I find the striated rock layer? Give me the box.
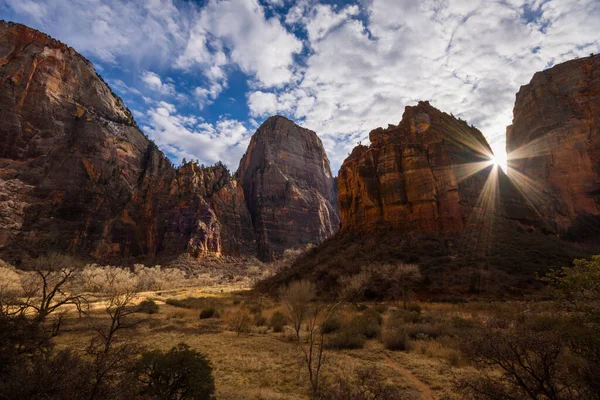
[0,21,258,263]
[0,21,339,264]
[338,101,498,233]
[237,116,339,261]
[506,54,600,236]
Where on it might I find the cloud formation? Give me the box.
[3,0,599,171]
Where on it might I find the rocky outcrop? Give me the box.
[237,116,339,260]
[506,54,600,235]
[338,101,497,233]
[0,21,256,263]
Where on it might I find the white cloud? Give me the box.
[143,104,251,168]
[257,0,600,172]
[177,0,303,88]
[141,71,176,96]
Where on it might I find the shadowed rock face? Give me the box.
[237,116,339,260]
[338,101,500,233]
[0,21,257,262]
[506,54,600,235]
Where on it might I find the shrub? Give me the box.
[199,307,219,319]
[407,303,421,314]
[321,316,342,334]
[326,327,366,350]
[388,310,420,326]
[404,323,445,340]
[269,311,286,333]
[253,314,267,327]
[134,343,215,400]
[382,327,412,351]
[349,309,382,339]
[136,299,159,314]
[165,297,209,309]
[372,304,388,314]
[249,304,262,315]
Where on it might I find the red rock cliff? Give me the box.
[0,21,255,262]
[237,116,339,260]
[506,54,600,234]
[338,101,496,233]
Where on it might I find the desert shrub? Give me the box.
[451,315,476,330]
[253,313,267,327]
[137,299,159,314]
[372,304,388,314]
[269,311,286,332]
[199,307,218,319]
[230,308,251,336]
[249,304,262,314]
[166,297,211,309]
[326,326,366,350]
[382,326,412,351]
[321,315,342,334]
[350,309,382,339]
[389,309,420,325]
[456,325,590,399]
[134,343,215,400]
[319,367,404,399]
[404,323,445,340]
[407,303,421,314]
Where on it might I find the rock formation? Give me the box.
[0,21,338,263]
[506,54,600,235]
[338,101,497,233]
[237,116,339,260]
[0,21,257,263]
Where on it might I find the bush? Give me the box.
[350,309,382,339]
[407,303,421,314]
[166,297,209,309]
[389,309,420,324]
[269,312,286,333]
[199,307,219,319]
[372,304,388,314]
[134,343,215,400]
[136,299,159,314]
[404,323,445,340]
[253,314,267,327]
[382,327,412,351]
[326,327,366,349]
[321,316,342,334]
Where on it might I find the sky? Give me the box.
[1,0,599,173]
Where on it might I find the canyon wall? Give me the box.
[506,54,600,236]
[237,116,339,260]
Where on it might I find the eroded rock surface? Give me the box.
[0,21,256,262]
[338,101,498,233]
[506,54,600,234]
[237,116,339,260]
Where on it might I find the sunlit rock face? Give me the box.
[237,116,339,261]
[506,54,600,235]
[338,101,497,233]
[0,22,256,262]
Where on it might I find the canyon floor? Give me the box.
[49,284,530,400]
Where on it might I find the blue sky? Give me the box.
[1,0,599,172]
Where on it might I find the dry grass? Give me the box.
[50,289,484,400]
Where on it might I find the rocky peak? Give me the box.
[506,54,600,236]
[338,101,495,233]
[237,116,339,260]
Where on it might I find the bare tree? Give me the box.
[17,254,87,326]
[383,263,422,309]
[87,288,140,400]
[280,280,345,398]
[280,280,316,338]
[231,307,251,337]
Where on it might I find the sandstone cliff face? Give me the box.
[0,21,255,262]
[506,54,600,234]
[338,101,496,233]
[237,116,339,260]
